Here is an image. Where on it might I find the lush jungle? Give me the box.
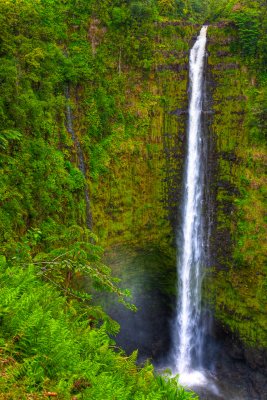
[0,0,266,398]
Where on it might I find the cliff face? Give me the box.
[1,3,266,398]
[88,23,198,359]
[0,0,265,353]
[206,23,266,348]
[91,23,197,251]
[91,22,266,351]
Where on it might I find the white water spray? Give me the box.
[173,26,208,385]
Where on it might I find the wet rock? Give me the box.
[156,63,188,72]
[169,108,188,116]
[229,341,245,361]
[244,348,267,370]
[219,151,238,162]
[216,51,231,57]
[213,63,239,71]
[250,370,267,399]
[208,322,267,399]
[161,50,188,58]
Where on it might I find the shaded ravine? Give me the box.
[65,86,93,230]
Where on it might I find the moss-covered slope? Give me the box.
[206,22,266,347]
[90,23,198,252]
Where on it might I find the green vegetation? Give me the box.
[206,8,267,346]
[0,0,266,397]
[0,0,200,398]
[0,257,198,399]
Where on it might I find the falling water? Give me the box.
[173,26,208,385]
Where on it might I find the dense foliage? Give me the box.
[0,0,266,397]
[0,258,197,399]
[205,1,267,346]
[0,0,200,398]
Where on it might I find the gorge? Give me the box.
[0,1,266,399]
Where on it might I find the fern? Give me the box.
[0,260,196,399]
[0,129,22,149]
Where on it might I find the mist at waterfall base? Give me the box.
[91,247,256,400]
[91,246,175,362]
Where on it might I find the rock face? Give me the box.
[91,21,266,398]
[205,24,266,349]
[92,23,198,251]
[209,323,267,400]
[92,22,198,363]
[201,23,267,399]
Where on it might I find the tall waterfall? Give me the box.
[173,26,208,383]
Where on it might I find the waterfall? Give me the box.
[173,26,208,384]
[65,86,93,230]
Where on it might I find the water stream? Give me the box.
[172,25,209,386]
